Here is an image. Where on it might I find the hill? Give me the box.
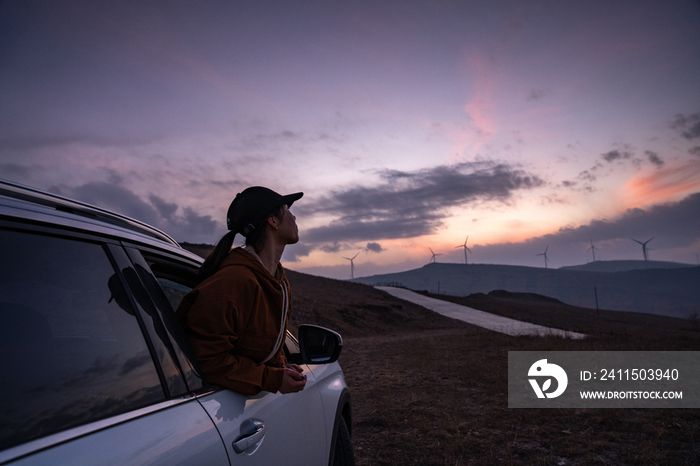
[179,243,699,319]
[180,242,214,258]
[284,269,468,337]
[559,259,694,273]
[352,262,700,318]
[287,270,697,337]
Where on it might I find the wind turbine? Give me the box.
[536,245,549,268]
[587,239,598,262]
[631,237,654,262]
[342,252,360,279]
[455,235,472,264]
[428,247,442,264]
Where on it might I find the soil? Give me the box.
[286,271,700,466]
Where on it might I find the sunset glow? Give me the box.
[623,162,700,209]
[1,0,699,278]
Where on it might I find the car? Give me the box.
[0,179,355,466]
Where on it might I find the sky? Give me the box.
[1,0,699,280]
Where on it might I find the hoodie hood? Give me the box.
[219,247,287,285]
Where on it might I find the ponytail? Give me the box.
[198,231,236,282]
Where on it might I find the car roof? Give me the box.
[0,178,203,262]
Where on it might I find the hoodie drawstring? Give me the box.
[259,281,288,365]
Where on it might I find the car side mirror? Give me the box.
[298,324,343,364]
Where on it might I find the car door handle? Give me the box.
[232,422,266,454]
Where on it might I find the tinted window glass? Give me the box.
[143,256,199,312]
[158,277,193,311]
[0,229,165,450]
[125,249,203,392]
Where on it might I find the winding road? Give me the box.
[376,286,585,339]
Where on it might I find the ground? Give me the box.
[286,270,700,466]
[177,243,700,465]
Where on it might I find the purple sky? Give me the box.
[1,0,699,279]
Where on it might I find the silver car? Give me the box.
[0,179,354,466]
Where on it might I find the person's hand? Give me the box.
[279,365,306,394]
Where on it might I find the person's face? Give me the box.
[275,204,299,244]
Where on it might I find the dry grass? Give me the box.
[342,331,700,466]
[285,272,700,466]
[178,243,700,465]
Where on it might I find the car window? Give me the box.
[158,277,194,311]
[131,249,205,391]
[141,254,200,312]
[0,229,165,450]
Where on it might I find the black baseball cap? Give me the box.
[226,186,303,236]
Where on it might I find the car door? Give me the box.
[136,248,330,465]
[0,226,229,465]
[196,372,327,465]
[4,399,231,466]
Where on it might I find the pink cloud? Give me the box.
[623,160,700,209]
[459,49,498,155]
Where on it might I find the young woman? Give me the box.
[177,186,306,395]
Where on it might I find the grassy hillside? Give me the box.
[285,270,476,337]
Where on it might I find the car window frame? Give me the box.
[122,244,206,393]
[107,243,189,398]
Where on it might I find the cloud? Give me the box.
[463,50,497,148]
[684,124,700,140]
[149,194,178,219]
[320,243,343,253]
[178,206,219,239]
[49,181,218,243]
[282,241,313,263]
[624,160,700,207]
[558,192,700,243]
[645,150,664,167]
[0,133,163,152]
[301,161,543,244]
[0,163,35,180]
[51,182,160,225]
[365,242,385,253]
[577,169,596,182]
[602,150,632,162]
[671,112,700,140]
[472,191,700,266]
[527,89,545,101]
[690,147,700,157]
[527,192,700,254]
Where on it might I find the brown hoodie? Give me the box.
[177,247,289,395]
